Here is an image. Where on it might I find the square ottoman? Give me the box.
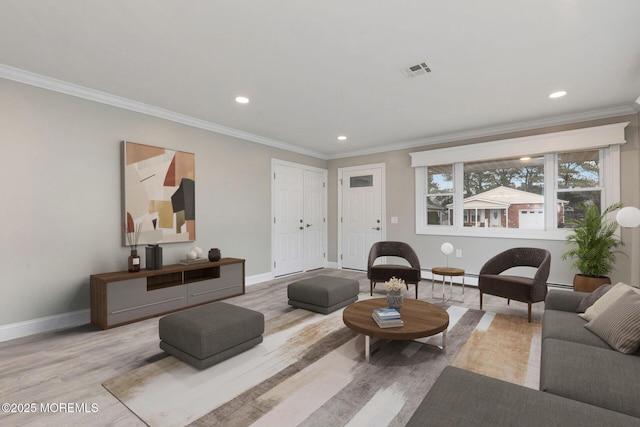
[287,275,359,314]
[159,302,264,369]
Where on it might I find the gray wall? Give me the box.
[327,114,640,287]
[1,75,639,328]
[0,78,326,326]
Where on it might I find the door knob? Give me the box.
[372,226,381,230]
[299,226,304,230]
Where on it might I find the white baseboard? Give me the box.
[0,272,275,342]
[0,309,90,343]
[5,268,429,342]
[422,269,478,287]
[246,271,273,286]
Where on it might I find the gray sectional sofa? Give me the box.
[406,289,640,426]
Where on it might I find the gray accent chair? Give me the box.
[367,241,421,298]
[478,247,551,322]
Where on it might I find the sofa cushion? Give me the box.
[544,289,586,312]
[579,282,640,321]
[576,283,614,313]
[585,290,640,354]
[540,338,640,418]
[542,309,611,350]
[406,366,640,427]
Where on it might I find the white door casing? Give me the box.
[339,164,385,271]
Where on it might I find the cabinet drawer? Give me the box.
[106,278,186,326]
[107,278,186,310]
[186,263,243,305]
[187,282,243,305]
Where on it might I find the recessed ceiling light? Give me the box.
[520,156,531,161]
[549,91,567,99]
[235,96,250,104]
[337,135,347,141]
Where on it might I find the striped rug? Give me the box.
[103,302,540,427]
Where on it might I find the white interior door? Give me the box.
[273,160,327,277]
[304,169,325,271]
[274,163,304,276]
[340,165,384,271]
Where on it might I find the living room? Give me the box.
[1,2,640,426]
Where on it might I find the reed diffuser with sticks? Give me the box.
[126,222,142,272]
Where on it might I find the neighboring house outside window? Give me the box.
[453,186,566,229]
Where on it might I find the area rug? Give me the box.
[103,302,541,427]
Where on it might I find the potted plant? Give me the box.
[561,202,624,292]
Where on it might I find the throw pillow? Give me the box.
[585,290,640,354]
[579,282,640,321]
[576,283,614,313]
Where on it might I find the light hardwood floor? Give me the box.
[0,269,544,427]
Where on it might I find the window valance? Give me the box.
[410,122,628,168]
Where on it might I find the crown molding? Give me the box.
[1,64,636,162]
[0,64,329,160]
[327,105,638,160]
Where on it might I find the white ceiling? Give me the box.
[1,1,639,159]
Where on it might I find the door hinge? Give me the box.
[274,261,276,268]
[274,217,276,224]
[339,178,343,185]
[340,254,343,260]
[323,252,326,258]
[274,172,276,179]
[323,182,326,188]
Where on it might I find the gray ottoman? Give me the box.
[159,302,264,369]
[287,276,359,314]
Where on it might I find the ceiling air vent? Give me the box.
[402,61,432,78]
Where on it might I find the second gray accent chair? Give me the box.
[478,247,551,322]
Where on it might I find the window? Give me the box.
[411,123,627,239]
[426,164,453,225]
[350,175,373,188]
[557,150,601,227]
[462,156,544,229]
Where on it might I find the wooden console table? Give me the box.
[90,257,245,329]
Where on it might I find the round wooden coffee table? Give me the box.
[343,298,449,362]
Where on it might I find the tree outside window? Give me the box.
[426,164,453,225]
[557,150,601,227]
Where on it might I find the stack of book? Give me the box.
[372,307,404,328]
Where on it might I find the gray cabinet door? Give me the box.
[187,263,243,305]
[107,278,187,326]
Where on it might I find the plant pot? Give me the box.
[572,274,611,293]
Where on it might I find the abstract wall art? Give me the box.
[123,141,195,245]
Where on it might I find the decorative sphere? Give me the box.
[441,242,454,255]
[193,246,203,257]
[616,206,640,228]
[187,249,197,260]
